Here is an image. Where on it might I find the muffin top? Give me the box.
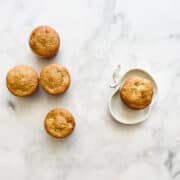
[40,64,70,95]
[120,77,153,110]
[6,65,38,97]
[44,108,75,138]
[29,26,60,58]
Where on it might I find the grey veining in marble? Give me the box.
[0,0,180,179]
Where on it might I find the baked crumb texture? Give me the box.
[6,65,39,97]
[40,64,70,95]
[29,26,60,58]
[120,77,154,110]
[44,108,75,138]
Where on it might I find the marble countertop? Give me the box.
[0,0,180,179]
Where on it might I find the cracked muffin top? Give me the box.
[44,108,75,138]
[120,77,153,110]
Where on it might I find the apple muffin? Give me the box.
[6,65,38,97]
[120,77,153,110]
[44,108,75,138]
[29,26,60,58]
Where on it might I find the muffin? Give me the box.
[120,77,153,110]
[44,108,75,138]
[6,65,38,97]
[40,64,70,95]
[29,26,60,58]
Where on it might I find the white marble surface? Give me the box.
[0,0,180,179]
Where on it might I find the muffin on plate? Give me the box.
[120,77,153,110]
[40,64,70,95]
[6,65,38,97]
[29,26,60,58]
[44,108,75,138]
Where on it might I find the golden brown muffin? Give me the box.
[40,64,70,95]
[6,65,38,97]
[29,26,60,58]
[120,77,153,110]
[44,108,75,138]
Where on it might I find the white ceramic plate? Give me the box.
[108,68,158,125]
